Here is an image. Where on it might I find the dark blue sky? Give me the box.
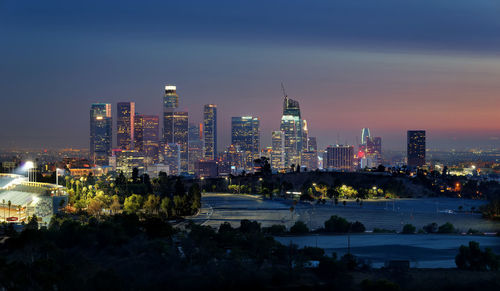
[1,0,499,151]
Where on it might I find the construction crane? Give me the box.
[281,82,287,99]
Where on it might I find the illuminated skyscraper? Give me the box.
[90,103,112,165]
[164,112,189,173]
[271,130,285,171]
[407,130,426,168]
[325,145,354,171]
[361,128,371,145]
[117,102,135,150]
[308,137,318,152]
[231,116,260,171]
[164,143,181,175]
[302,120,309,152]
[162,84,189,174]
[163,85,179,110]
[280,96,303,168]
[203,104,217,160]
[188,123,204,173]
[134,114,159,165]
[114,150,145,177]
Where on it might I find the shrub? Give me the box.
[401,224,416,234]
[373,228,396,233]
[290,221,309,234]
[467,228,481,235]
[438,222,455,233]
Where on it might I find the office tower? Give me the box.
[366,136,382,165]
[114,150,145,177]
[163,112,189,173]
[407,130,426,168]
[203,104,217,160]
[302,120,309,152]
[301,151,318,171]
[116,102,135,150]
[164,143,181,176]
[271,130,285,171]
[280,96,303,168]
[219,144,244,175]
[163,85,179,110]
[188,123,204,173]
[90,103,112,165]
[361,128,371,145]
[134,114,159,165]
[308,137,318,152]
[325,145,354,171]
[231,116,260,171]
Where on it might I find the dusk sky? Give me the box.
[1,0,499,151]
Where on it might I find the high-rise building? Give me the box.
[301,151,318,171]
[188,123,204,174]
[280,97,303,168]
[271,130,285,171]
[113,150,145,177]
[308,137,318,152]
[407,130,426,168]
[302,120,309,152]
[90,103,112,165]
[231,116,260,171]
[163,85,179,110]
[163,143,181,176]
[361,128,371,145]
[117,102,135,150]
[163,111,189,173]
[219,144,244,175]
[203,104,217,160]
[134,114,159,165]
[325,145,354,171]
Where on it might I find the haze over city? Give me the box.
[1,0,499,150]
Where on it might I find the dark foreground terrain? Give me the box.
[0,214,498,290]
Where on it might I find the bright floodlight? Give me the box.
[24,161,34,169]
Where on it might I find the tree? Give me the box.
[423,222,438,233]
[160,197,174,218]
[123,194,143,214]
[401,224,416,234]
[239,219,261,233]
[132,168,140,183]
[26,214,39,230]
[110,195,121,214]
[438,222,455,233]
[188,183,201,214]
[143,194,161,215]
[87,199,103,216]
[324,215,350,233]
[290,221,309,234]
[174,178,185,196]
[455,241,499,271]
[350,221,366,233]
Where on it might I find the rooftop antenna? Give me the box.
[281,82,288,99]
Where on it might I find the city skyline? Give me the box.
[1,1,500,151]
